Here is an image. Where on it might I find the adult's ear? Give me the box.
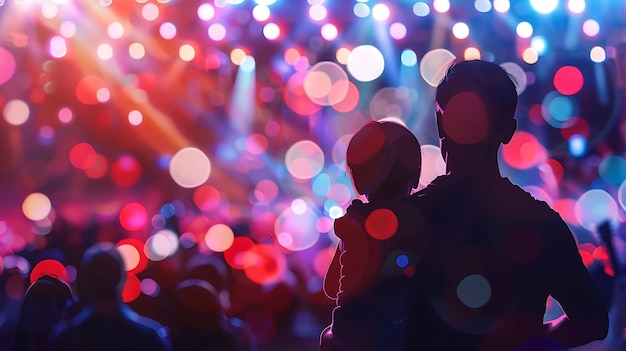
[501,118,517,144]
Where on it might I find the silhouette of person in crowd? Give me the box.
[170,278,253,351]
[406,59,608,350]
[15,275,73,351]
[50,242,172,351]
[321,120,429,351]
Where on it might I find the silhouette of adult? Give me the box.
[406,60,608,350]
[15,275,73,351]
[170,278,253,351]
[50,242,171,351]
[322,121,430,351]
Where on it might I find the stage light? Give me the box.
[240,55,256,73]
[433,0,450,13]
[452,22,470,39]
[353,3,370,18]
[590,46,606,63]
[159,22,177,40]
[169,147,211,188]
[179,45,195,61]
[22,193,52,221]
[263,23,280,40]
[347,45,385,82]
[208,23,227,41]
[321,23,338,41]
[567,0,585,14]
[336,47,350,64]
[530,36,548,55]
[197,3,215,21]
[141,3,159,21]
[474,0,491,13]
[464,47,481,60]
[516,22,533,38]
[372,3,390,21]
[413,2,430,17]
[128,110,143,126]
[3,99,29,126]
[493,0,510,13]
[389,22,407,40]
[530,0,557,14]
[129,42,146,59]
[97,44,113,60]
[309,4,327,21]
[41,3,58,19]
[107,22,125,39]
[255,0,277,5]
[401,49,417,66]
[49,36,67,58]
[253,5,270,21]
[522,48,538,64]
[582,19,599,37]
[60,21,76,37]
[230,48,247,65]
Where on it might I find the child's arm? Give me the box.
[323,241,342,300]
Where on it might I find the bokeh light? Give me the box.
[464,47,481,60]
[516,22,533,38]
[452,22,470,40]
[582,19,599,37]
[567,0,585,14]
[589,46,606,63]
[493,0,510,13]
[198,3,215,20]
[208,24,227,41]
[389,23,407,40]
[502,131,547,169]
[284,140,325,181]
[413,2,430,16]
[365,208,398,240]
[253,5,271,21]
[169,147,211,188]
[598,156,626,185]
[419,145,446,189]
[346,45,385,82]
[553,66,584,95]
[530,0,558,14]
[22,193,52,221]
[353,3,370,18]
[419,48,456,87]
[117,238,149,274]
[119,203,148,232]
[575,189,619,231]
[205,224,235,252]
[275,205,320,251]
[3,99,30,126]
[303,61,349,106]
[244,243,287,285]
[456,274,491,308]
[500,62,527,95]
[433,0,450,13]
[372,3,390,21]
[320,24,338,41]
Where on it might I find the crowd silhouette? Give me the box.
[3,59,623,351]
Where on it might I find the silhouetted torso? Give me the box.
[52,304,169,351]
[330,198,430,351]
[406,174,597,350]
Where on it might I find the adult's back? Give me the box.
[406,59,607,350]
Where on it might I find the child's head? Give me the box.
[346,121,421,200]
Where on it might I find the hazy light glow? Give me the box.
[353,3,370,17]
[474,0,491,12]
[568,0,585,14]
[179,44,196,61]
[285,140,325,180]
[205,224,235,252]
[452,22,470,39]
[60,21,77,38]
[159,22,177,39]
[590,46,606,63]
[49,36,67,58]
[321,23,338,41]
[389,22,407,40]
[347,45,385,82]
[464,47,481,60]
[516,22,533,38]
[252,5,270,21]
[22,193,52,221]
[372,3,390,21]
[401,49,417,66]
[493,0,510,13]
[309,4,327,21]
[419,48,456,87]
[3,99,30,126]
[208,23,227,41]
[107,22,124,39]
[433,0,450,13]
[582,19,600,37]
[522,48,539,64]
[97,44,113,60]
[141,3,159,21]
[531,0,558,14]
[169,147,211,188]
[129,43,146,59]
[263,23,280,40]
[413,2,430,16]
[198,3,215,20]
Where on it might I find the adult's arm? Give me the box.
[545,218,609,347]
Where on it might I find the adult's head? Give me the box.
[172,279,225,332]
[16,275,73,350]
[77,242,126,302]
[346,120,422,199]
[435,60,518,175]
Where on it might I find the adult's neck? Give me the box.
[445,151,504,183]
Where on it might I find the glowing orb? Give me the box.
[205,224,235,252]
[22,193,52,221]
[0,47,16,85]
[347,45,385,82]
[285,140,325,181]
[419,49,456,87]
[169,147,211,188]
[3,99,30,126]
[457,274,492,308]
[575,189,619,231]
[419,145,446,189]
[275,206,320,251]
[500,62,527,95]
[303,61,349,106]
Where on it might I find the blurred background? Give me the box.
[0,0,625,349]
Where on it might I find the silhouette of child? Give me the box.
[321,120,428,351]
[15,275,74,351]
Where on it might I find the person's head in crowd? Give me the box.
[346,120,422,200]
[185,253,231,311]
[172,279,227,332]
[15,274,73,351]
[77,242,125,303]
[435,59,518,176]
